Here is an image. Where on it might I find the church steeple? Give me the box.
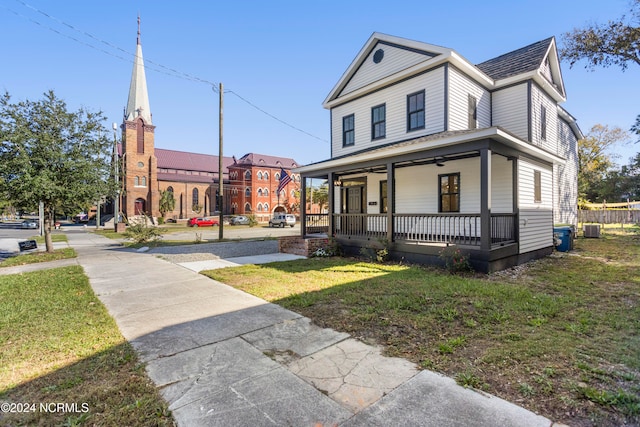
[125,15,152,124]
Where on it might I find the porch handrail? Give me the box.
[305,213,329,234]
[330,212,516,247]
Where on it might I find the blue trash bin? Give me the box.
[553,226,572,252]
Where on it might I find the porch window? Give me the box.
[380,180,388,213]
[540,105,547,140]
[468,95,477,129]
[371,104,386,140]
[439,173,460,213]
[534,170,542,203]
[407,90,425,131]
[343,114,355,146]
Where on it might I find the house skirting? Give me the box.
[279,236,329,257]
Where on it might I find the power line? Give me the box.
[5,0,328,143]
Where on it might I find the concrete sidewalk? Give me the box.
[63,230,554,426]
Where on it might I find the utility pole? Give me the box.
[218,83,224,240]
[112,123,121,232]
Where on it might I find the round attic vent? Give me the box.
[373,49,384,64]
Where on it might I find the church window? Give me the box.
[192,188,199,206]
[244,203,252,213]
[257,188,263,197]
[141,176,147,187]
[245,187,251,197]
[244,170,251,180]
[136,118,145,153]
[134,176,139,186]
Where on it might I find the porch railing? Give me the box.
[330,213,516,247]
[305,213,329,234]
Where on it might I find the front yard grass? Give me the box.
[203,230,640,427]
[0,266,174,426]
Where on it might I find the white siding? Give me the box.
[492,84,529,140]
[448,66,491,130]
[331,67,446,158]
[341,43,434,96]
[554,119,578,225]
[519,159,553,253]
[491,154,513,213]
[530,84,558,153]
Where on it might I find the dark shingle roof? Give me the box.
[476,37,553,80]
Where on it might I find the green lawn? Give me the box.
[0,266,174,426]
[203,230,640,427]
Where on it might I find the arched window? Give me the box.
[290,189,295,198]
[192,188,199,206]
[264,203,269,211]
[245,187,251,197]
[257,171,263,180]
[275,172,280,181]
[264,188,269,196]
[264,172,269,180]
[141,176,147,187]
[244,203,251,213]
[244,170,251,180]
[257,203,263,212]
[166,186,174,193]
[136,118,145,153]
[257,188,263,197]
[134,176,139,186]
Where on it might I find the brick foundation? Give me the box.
[278,236,329,257]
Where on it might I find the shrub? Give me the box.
[124,216,166,244]
[438,246,472,273]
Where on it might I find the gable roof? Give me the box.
[232,153,299,169]
[476,37,554,80]
[324,33,567,108]
[155,148,234,172]
[323,32,457,107]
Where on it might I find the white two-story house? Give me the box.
[295,33,581,272]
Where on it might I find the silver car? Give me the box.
[21,220,38,229]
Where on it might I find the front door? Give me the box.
[135,198,145,215]
[341,179,366,235]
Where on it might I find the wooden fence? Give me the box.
[578,209,640,224]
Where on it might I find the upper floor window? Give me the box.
[468,95,477,130]
[141,176,147,187]
[244,170,251,180]
[407,90,425,132]
[534,170,542,203]
[540,105,547,140]
[257,188,263,197]
[439,173,460,213]
[257,171,263,180]
[245,187,251,197]
[343,114,355,146]
[371,104,386,140]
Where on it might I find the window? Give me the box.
[534,170,542,203]
[264,202,269,211]
[192,188,199,206]
[134,176,139,186]
[407,90,425,131]
[244,203,251,213]
[264,172,269,180]
[245,187,251,197]
[257,203,263,212]
[141,176,147,187]
[540,105,547,140]
[371,104,386,140]
[343,114,355,146]
[439,173,460,213]
[380,180,388,213]
[275,172,280,180]
[257,171,263,180]
[166,186,174,193]
[468,95,477,129]
[244,170,251,180]
[264,188,269,196]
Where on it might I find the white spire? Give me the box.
[125,15,152,124]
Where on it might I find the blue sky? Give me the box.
[1,0,639,166]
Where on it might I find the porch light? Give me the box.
[333,179,342,187]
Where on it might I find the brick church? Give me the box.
[118,20,300,222]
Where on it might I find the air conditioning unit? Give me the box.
[583,224,600,238]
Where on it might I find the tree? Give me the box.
[307,182,329,212]
[158,190,175,219]
[578,124,630,201]
[561,0,640,71]
[0,91,112,252]
[561,1,640,143]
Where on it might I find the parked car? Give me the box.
[21,220,38,229]
[269,213,296,228]
[229,215,250,225]
[187,217,219,227]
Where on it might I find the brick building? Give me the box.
[118,21,299,221]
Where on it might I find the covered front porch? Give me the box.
[296,129,560,272]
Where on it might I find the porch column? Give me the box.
[300,178,307,237]
[386,161,394,243]
[480,148,492,251]
[512,157,519,244]
[328,172,335,237]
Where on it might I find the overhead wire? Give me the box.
[4,0,328,142]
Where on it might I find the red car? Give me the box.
[187,217,219,227]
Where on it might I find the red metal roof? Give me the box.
[233,152,299,169]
